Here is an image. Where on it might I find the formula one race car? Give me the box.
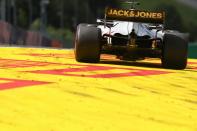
[74,0,188,69]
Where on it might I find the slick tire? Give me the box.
[74,24,101,63]
[162,32,188,69]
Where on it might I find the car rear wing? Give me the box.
[105,8,165,24]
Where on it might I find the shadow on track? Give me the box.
[100,59,163,69]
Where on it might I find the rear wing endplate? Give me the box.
[105,8,165,24]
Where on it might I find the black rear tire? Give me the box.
[162,32,188,69]
[74,24,101,63]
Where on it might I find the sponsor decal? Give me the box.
[0,78,50,90]
[187,62,197,70]
[1,57,196,91]
[107,9,163,19]
[0,59,60,68]
[106,8,165,23]
[29,64,170,78]
[20,53,72,58]
[20,53,115,59]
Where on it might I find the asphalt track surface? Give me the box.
[0,47,196,131]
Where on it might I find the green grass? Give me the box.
[188,43,197,58]
[137,0,197,28]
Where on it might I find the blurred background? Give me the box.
[0,0,196,57]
